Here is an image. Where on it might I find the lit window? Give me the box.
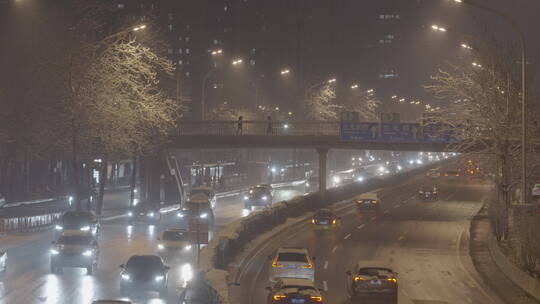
[117,3,125,9]
[250,59,256,66]
[185,37,190,42]
[178,49,182,54]
[178,60,183,65]
[168,24,173,32]
[186,48,190,54]
[224,5,228,11]
[213,39,219,45]
[250,48,256,55]
[185,71,190,77]
[167,48,173,55]
[386,34,394,39]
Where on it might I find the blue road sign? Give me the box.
[380,123,421,142]
[340,122,379,141]
[422,123,460,143]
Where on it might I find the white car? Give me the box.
[190,187,216,209]
[0,250,6,276]
[269,247,315,282]
[157,228,193,252]
[532,184,540,197]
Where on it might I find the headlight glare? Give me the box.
[82,250,93,257]
[80,226,90,231]
[155,275,165,282]
[50,249,60,255]
[55,225,63,230]
[121,273,131,280]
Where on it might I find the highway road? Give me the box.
[0,188,302,304]
[234,175,501,304]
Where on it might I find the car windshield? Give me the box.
[162,231,189,241]
[57,235,93,245]
[61,212,92,225]
[185,201,211,211]
[126,256,163,270]
[248,187,266,196]
[277,252,308,263]
[315,210,334,218]
[191,189,211,196]
[358,267,393,277]
[282,285,316,292]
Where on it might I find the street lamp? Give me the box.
[351,84,359,89]
[232,58,243,65]
[452,0,528,204]
[471,62,483,68]
[431,25,447,32]
[280,69,290,75]
[201,50,224,120]
[328,78,337,84]
[132,24,146,31]
[461,43,473,50]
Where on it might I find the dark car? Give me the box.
[244,186,273,210]
[311,209,340,230]
[120,255,170,297]
[346,261,398,304]
[55,211,100,237]
[50,235,99,274]
[266,278,324,304]
[355,193,381,211]
[418,185,438,201]
[128,203,161,224]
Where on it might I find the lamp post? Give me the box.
[201,49,224,121]
[452,0,528,204]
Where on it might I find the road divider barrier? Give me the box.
[196,161,446,303]
[0,212,62,233]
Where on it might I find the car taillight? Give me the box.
[310,296,323,302]
[332,219,337,225]
[272,261,284,268]
[273,295,286,300]
[354,276,364,282]
[387,277,397,283]
[311,219,316,224]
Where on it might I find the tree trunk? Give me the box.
[96,157,108,217]
[129,156,137,207]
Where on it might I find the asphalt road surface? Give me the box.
[234,176,500,304]
[0,188,302,304]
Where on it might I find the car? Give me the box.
[418,185,438,201]
[55,211,100,237]
[355,193,380,211]
[178,198,214,222]
[120,255,170,297]
[269,247,315,282]
[266,278,324,304]
[311,209,340,230]
[92,300,132,304]
[189,186,217,209]
[346,261,398,304]
[426,169,440,178]
[157,228,193,253]
[532,184,540,197]
[0,250,6,277]
[50,235,99,274]
[244,185,273,210]
[128,203,161,224]
[443,169,461,178]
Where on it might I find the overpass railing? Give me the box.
[176,121,340,136]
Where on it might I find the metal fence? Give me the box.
[176,121,340,136]
[0,212,62,233]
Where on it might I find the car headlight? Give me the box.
[184,245,192,251]
[262,196,268,201]
[121,273,131,281]
[157,244,164,250]
[356,176,364,182]
[177,212,185,218]
[333,176,340,184]
[155,275,165,282]
[50,249,60,255]
[128,212,133,217]
[82,250,93,257]
[148,212,155,217]
[243,196,249,200]
[305,182,310,187]
[80,226,90,231]
[199,213,208,219]
[55,225,63,230]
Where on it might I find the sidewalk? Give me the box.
[470,204,539,304]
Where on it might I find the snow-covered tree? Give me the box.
[304,81,342,120]
[344,87,381,121]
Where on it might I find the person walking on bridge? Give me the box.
[266,116,273,135]
[236,116,243,135]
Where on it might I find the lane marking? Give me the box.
[323,280,328,291]
[383,210,390,214]
[344,233,352,240]
[324,260,329,270]
[357,224,365,230]
[332,246,338,253]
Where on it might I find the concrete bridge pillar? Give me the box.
[317,148,329,201]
